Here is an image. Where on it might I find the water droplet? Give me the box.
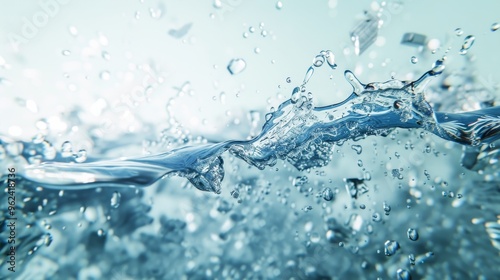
[261,30,268,37]
[254,47,261,54]
[97,229,105,236]
[396,268,411,280]
[242,32,249,38]
[102,51,111,61]
[227,58,247,75]
[74,149,87,163]
[100,70,111,80]
[312,55,325,67]
[325,50,337,69]
[111,191,121,208]
[351,145,363,155]
[322,187,334,201]
[286,77,291,83]
[61,141,73,158]
[384,240,400,256]
[303,66,314,84]
[276,1,283,10]
[357,159,363,167]
[491,22,500,32]
[290,87,301,104]
[431,58,445,75]
[213,0,222,8]
[62,50,71,56]
[410,56,418,64]
[359,204,366,209]
[408,254,416,265]
[454,28,463,36]
[249,26,255,33]
[459,35,475,55]
[407,228,419,241]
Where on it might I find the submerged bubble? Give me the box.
[227,58,247,75]
[396,269,411,280]
[384,240,400,256]
[322,187,334,201]
[407,228,419,241]
[111,191,121,208]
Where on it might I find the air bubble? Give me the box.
[410,56,418,64]
[111,191,121,208]
[276,1,283,10]
[407,228,419,241]
[384,240,400,256]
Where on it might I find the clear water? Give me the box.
[1,1,500,279]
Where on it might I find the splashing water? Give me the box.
[6,52,500,195]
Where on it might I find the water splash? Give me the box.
[6,53,500,194]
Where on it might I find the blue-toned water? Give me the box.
[12,57,500,195]
[2,1,500,279]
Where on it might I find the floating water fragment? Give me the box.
[384,240,400,256]
[459,35,475,55]
[491,22,500,32]
[227,58,247,75]
[408,254,416,265]
[322,187,334,201]
[410,56,418,64]
[111,191,121,208]
[401,33,427,47]
[407,228,419,241]
[396,268,411,280]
